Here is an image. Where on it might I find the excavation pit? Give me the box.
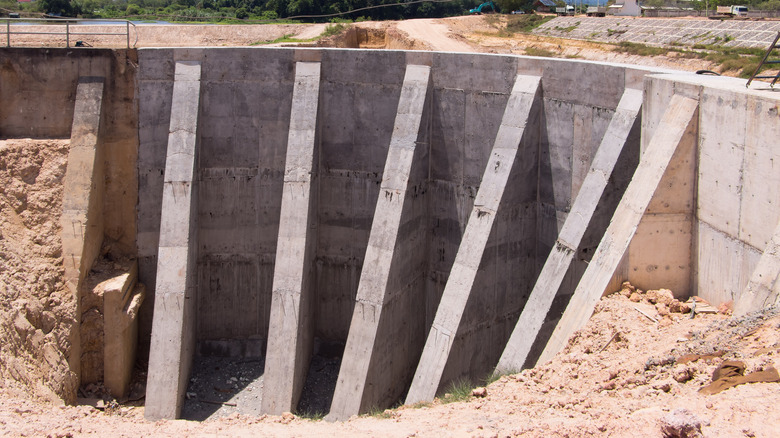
[1,46,778,422]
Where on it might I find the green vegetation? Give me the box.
[613,41,769,79]
[295,409,325,420]
[525,46,555,57]
[366,406,393,419]
[0,0,489,22]
[439,377,474,404]
[613,41,669,57]
[251,23,345,44]
[554,21,579,33]
[504,14,554,34]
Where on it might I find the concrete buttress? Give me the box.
[327,64,431,421]
[537,94,699,366]
[735,219,780,315]
[61,76,106,388]
[496,88,643,373]
[145,61,202,420]
[262,61,322,415]
[405,75,542,405]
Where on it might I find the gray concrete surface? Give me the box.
[735,219,780,315]
[496,88,643,374]
[262,61,322,416]
[60,77,106,385]
[535,16,780,49]
[103,263,145,399]
[9,47,762,418]
[405,75,541,405]
[328,64,431,420]
[537,94,699,366]
[4,46,780,420]
[145,61,202,420]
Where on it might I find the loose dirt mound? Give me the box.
[0,139,77,404]
[1,283,777,436]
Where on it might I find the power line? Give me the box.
[286,0,458,20]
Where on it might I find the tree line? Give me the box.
[2,0,777,21]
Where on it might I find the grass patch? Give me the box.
[613,41,668,57]
[365,406,392,419]
[554,21,579,33]
[525,47,555,57]
[613,41,768,79]
[410,401,432,409]
[321,23,347,38]
[295,409,325,421]
[440,377,474,404]
[504,14,554,34]
[251,23,347,46]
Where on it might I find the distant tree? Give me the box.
[40,0,79,15]
[235,6,248,17]
[496,0,532,12]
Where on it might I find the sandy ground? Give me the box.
[2,16,723,73]
[2,285,779,437]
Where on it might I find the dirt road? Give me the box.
[397,18,475,52]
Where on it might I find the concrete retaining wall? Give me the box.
[0,48,138,257]
[4,46,780,417]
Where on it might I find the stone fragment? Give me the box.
[659,408,705,438]
[471,387,487,398]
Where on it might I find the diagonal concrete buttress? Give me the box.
[536,94,699,366]
[61,77,106,393]
[262,61,322,415]
[735,219,780,315]
[145,61,202,420]
[405,75,542,405]
[327,64,431,421]
[496,88,643,374]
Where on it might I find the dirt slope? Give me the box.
[1,287,778,437]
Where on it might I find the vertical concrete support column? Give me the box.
[61,77,105,386]
[145,61,201,420]
[103,262,145,399]
[496,88,643,373]
[405,75,541,405]
[735,220,780,315]
[537,95,698,365]
[262,61,321,415]
[327,64,431,421]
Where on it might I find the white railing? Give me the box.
[2,18,137,48]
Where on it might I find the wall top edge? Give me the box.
[135,46,678,74]
[647,72,780,101]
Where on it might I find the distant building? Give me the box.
[609,0,641,16]
[534,0,557,13]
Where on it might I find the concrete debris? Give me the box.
[659,408,705,438]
